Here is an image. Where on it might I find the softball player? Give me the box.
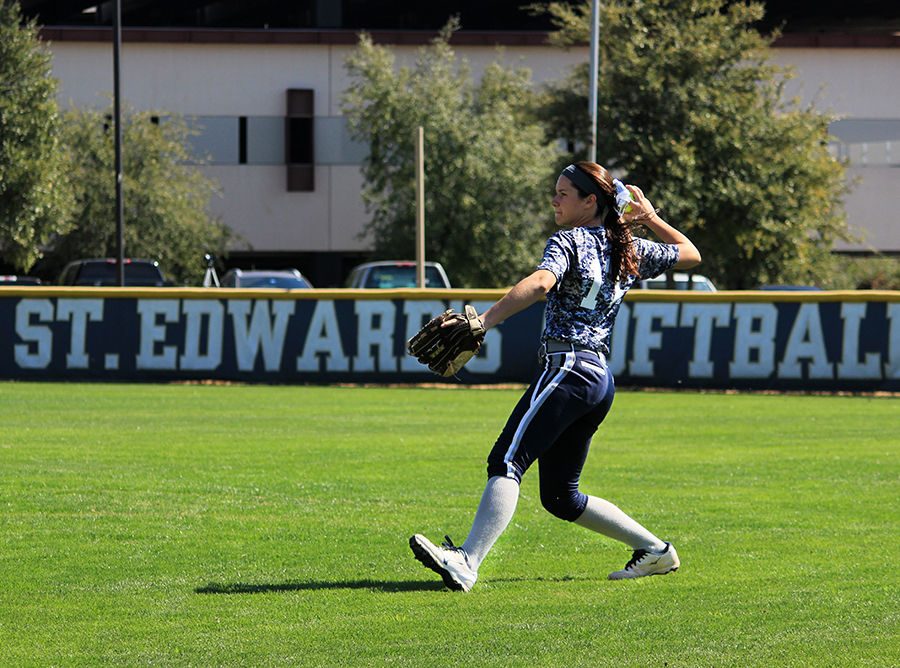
[411,161,702,591]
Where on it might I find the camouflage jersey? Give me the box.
[536,226,679,356]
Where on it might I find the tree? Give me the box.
[0,1,72,272]
[342,20,559,288]
[536,0,850,289]
[41,107,235,285]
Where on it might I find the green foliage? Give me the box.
[536,0,851,289]
[1,382,898,665]
[0,3,232,283]
[826,255,900,290]
[342,20,559,288]
[0,1,73,271]
[42,108,234,285]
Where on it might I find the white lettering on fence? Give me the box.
[353,300,397,373]
[778,303,833,379]
[14,299,54,369]
[886,303,900,380]
[56,299,103,369]
[181,300,224,371]
[730,303,778,378]
[229,300,294,372]
[837,303,881,379]
[297,301,349,372]
[136,299,179,370]
[629,303,679,377]
[681,303,731,378]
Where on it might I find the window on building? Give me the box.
[286,89,314,191]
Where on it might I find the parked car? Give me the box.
[635,272,717,291]
[0,275,42,285]
[58,259,167,286]
[220,268,313,289]
[345,261,451,289]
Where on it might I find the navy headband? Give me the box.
[560,164,610,220]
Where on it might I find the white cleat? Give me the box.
[409,534,477,592]
[608,542,680,580]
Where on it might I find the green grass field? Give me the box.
[0,382,897,667]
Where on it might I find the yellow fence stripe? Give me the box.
[0,286,898,302]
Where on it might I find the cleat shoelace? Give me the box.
[440,535,471,568]
[624,549,649,570]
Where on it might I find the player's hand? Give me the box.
[622,184,657,224]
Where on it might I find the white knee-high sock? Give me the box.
[574,496,666,551]
[461,476,519,570]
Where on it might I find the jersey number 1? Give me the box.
[579,256,603,310]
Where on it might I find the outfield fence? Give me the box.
[1,287,898,391]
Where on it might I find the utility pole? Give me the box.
[415,126,425,289]
[588,0,600,163]
[113,0,125,286]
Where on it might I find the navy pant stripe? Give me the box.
[502,351,576,478]
[487,350,616,515]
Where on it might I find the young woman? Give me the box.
[410,161,702,591]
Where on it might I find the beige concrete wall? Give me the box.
[771,48,900,251]
[50,42,334,115]
[49,41,584,115]
[771,48,900,119]
[204,165,329,249]
[203,165,370,251]
[842,167,900,250]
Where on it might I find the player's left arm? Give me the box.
[480,269,557,331]
[625,184,701,269]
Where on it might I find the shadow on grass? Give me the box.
[195,579,445,595]
[490,575,599,584]
[197,574,599,595]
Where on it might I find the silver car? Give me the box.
[635,272,717,291]
[344,261,451,289]
[220,269,313,289]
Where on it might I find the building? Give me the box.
[22,0,900,285]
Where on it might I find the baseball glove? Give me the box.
[407,305,486,377]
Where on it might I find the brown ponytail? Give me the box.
[571,161,639,282]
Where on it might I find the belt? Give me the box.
[540,339,606,366]
[544,339,600,355]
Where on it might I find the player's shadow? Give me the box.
[196,575,597,595]
[195,579,444,595]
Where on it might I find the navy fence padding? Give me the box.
[1,289,897,390]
